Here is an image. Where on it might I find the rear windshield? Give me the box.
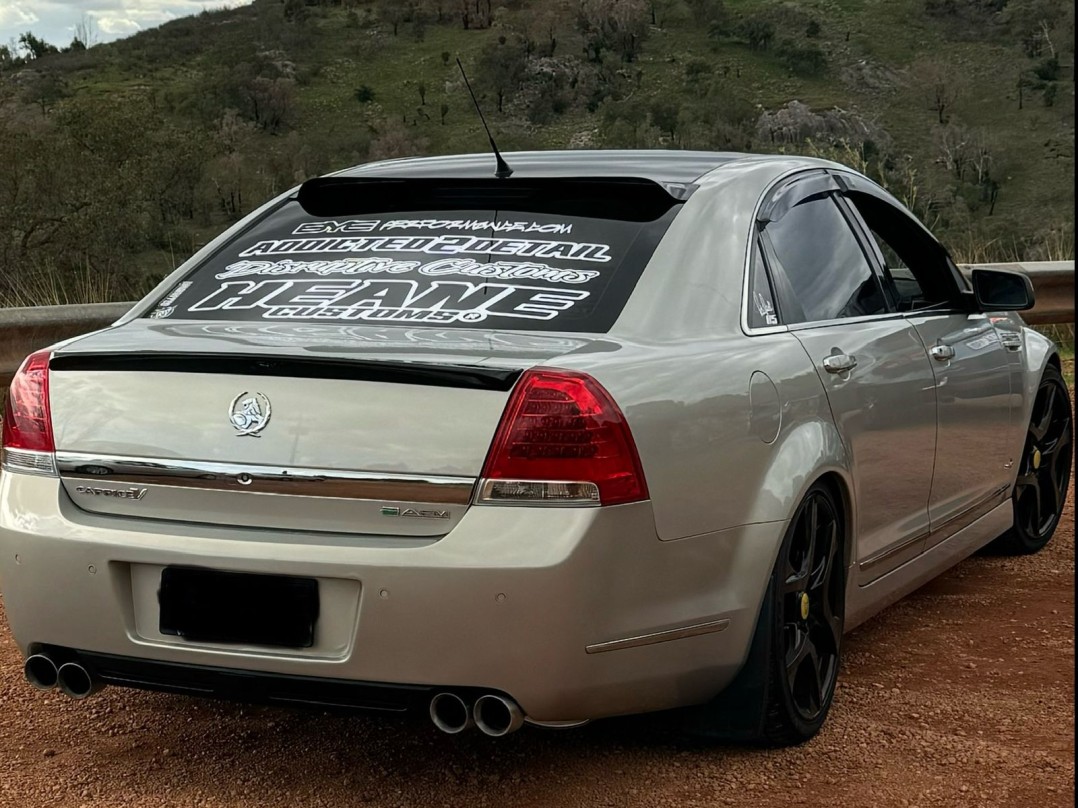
[147,197,680,333]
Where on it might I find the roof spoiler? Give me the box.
[296,176,694,222]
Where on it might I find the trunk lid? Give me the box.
[48,320,607,536]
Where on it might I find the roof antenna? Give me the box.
[456,57,513,179]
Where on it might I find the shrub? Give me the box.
[1033,56,1060,81]
[685,58,711,84]
[776,39,827,76]
[354,84,376,103]
[738,16,775,51]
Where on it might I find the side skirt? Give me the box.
[844,500,1012,632]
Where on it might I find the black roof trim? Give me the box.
[297,175,686,222]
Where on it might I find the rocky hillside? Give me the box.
[0,0,1073,304]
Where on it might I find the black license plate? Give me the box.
[158,567,319,648]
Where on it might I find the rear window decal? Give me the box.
[158,281,192,307]
[187,278,589,323]
[214,258,599,285]
[237,235,612,263]
[149,203,679,332]
[378,219,573,235]
[292,220,379,234]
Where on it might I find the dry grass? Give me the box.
[950,221,1075,265]
[0,262,146,308]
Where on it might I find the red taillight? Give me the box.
[478,369,648,506]
[2,351,55,453]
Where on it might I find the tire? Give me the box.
[682,481,846,747]
[988,363,1072,556]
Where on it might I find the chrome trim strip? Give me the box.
[857,531,927,572]
[55,452,476,505]
[585,618,730,654]
[922,485,1010,552]
[787,308,968,333]
[858,485,1009,571]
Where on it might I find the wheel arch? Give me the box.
[740,455,855,657]
[1017,327,1063,430]
[1023,326,1059,384]
[813,471,854,576]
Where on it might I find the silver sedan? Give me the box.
[1,150,1071,746]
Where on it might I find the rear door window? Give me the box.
[147,198,680,334]
[763,196,888,323]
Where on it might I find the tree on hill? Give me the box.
[576,0,650,63]
[686,0,726,28]
[72,14,100,49]
[18,32,59,60]
[909,57,961,124]
[457,0,494,29]
[477,36,528,112]
[378,0,407,35]
[737,15,775,51]
[21,71,69,115]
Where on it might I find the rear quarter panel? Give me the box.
[559,333,851,546]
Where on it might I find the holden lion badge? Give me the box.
[229,392,272,437]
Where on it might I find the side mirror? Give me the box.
[970,268,1035,312]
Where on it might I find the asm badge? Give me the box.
[381,506,450,520]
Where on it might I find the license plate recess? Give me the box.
[158,567,319,648]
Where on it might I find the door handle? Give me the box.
[930,344,956,361]
[822,353,857,374]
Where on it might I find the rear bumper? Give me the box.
[0,473,784,722]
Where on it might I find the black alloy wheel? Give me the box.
[776,486,844,728]
[991,364,1072,555]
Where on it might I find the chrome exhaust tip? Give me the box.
[24,654,59,691]
[56,662,103,700]
[473,694,525,737]
[429,692,473,734]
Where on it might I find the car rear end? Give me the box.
[0,169,754,729]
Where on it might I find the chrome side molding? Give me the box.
[55,452,476,505]
[585,618,730,654]
[858,485,1009,572]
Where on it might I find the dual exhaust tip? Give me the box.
[429,692,524,737]
[24,654,102,700]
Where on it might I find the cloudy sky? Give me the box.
[1,0,253,50]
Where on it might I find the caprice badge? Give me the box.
[74,485,148,500]
[229,391,272,437]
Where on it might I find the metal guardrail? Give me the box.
[0,262,1073,388]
